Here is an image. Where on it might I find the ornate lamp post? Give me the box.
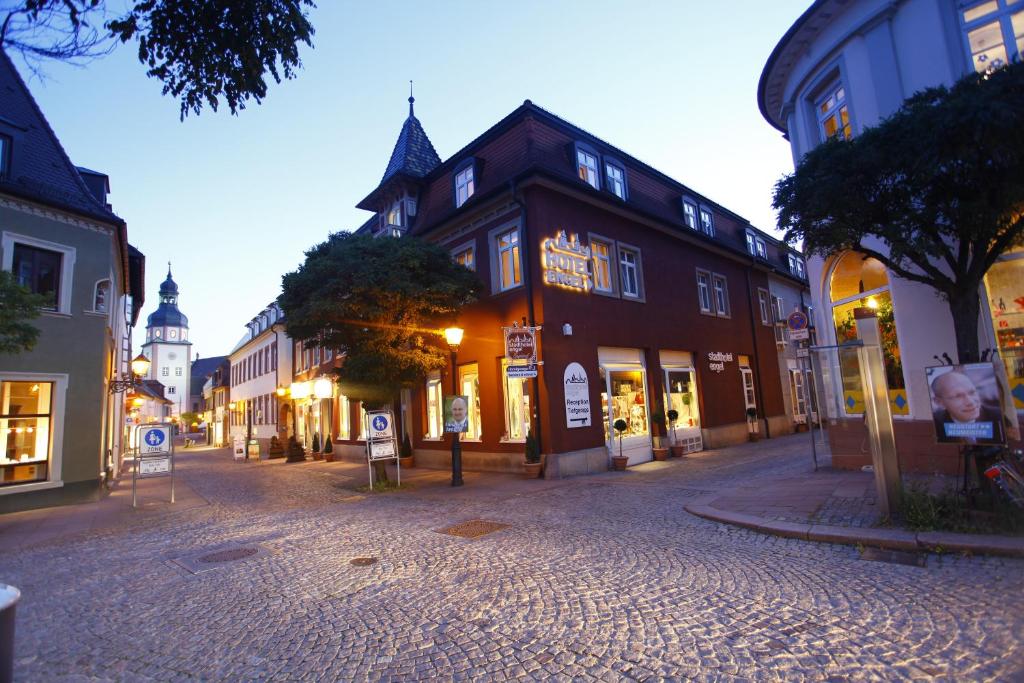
[444,327,464,487]
[109,353,151,394]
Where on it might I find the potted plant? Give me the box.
[268,435,284,459]
[746,407,760,442]
[611,418,629,470]
[523,428,542,479]
[286,436,306,463]
[311,432,323,460]
[666,409,685,457]
[323,433,335,462]
[399,433,414,469]
[651,400,669,461]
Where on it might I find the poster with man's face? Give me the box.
[444,395,469,433]
[926,363,1008,444]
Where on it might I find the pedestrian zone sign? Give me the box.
[368,411,393,439]
[139,425,171,455]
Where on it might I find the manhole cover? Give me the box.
[350,557,378,566]
[859,547,926,567]
[437,520,510,539]
[198,547,259,564]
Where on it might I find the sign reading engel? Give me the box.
[542,230,592,292]
[707,351,734,373]
[504,326,538,363]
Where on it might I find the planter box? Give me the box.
[653,448,669,461]
[523,461,542,479]
[611,455,629,471]
[670,445,686,458]
[399,456,414,469]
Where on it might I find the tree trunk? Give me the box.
[948,288,982,364]
[372,460,389,484]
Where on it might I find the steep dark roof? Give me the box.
[0,50,123,225]
[147,306,188,329]
[136,380,173,405]
[191,355,227,384]
[380,97,440,183]
[159,266,179,295]
[128,244,146,325]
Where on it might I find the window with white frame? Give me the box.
[175,367,182,376]
[453,244,475,271]
[93,279,110,313]
[757,289,771,325]
[495,227,522,292]
[577,148,599,189]
[712,274,729,316]
[167,386,176,395]
[755,237,767,259]
[386,201,402,227]
[501,359,531,441]
[696,270,712,313]
[605,161,626,199]
[9,242,62,311]
[789,254,805,278]
[816,82,851,140]
[455,165,475,207]
[459,363,482,440]
[740,363,756,411]
[0,380,54,486]
[772,295,788,345]
[960,0,1024,73]
[618,246,642,299]
[699,208,715,236]
[790,369,808,421]
[683,200,698,230]
[425,374,443,439]
[745,232,756,255]
[161,367,168,377]
[590,237,614,293]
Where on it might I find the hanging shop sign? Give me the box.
[504,326,538,363]
[563,362,592,428]
[707,351,734,373]
[542,230,592,292]
[507,364,538,379]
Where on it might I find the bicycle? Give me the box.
[984,448,1024,508]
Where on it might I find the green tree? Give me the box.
[279,232,482,479]
[0,270,45,354]
[179,411,203,430]
[1,1,315,119]
[774,61,1024,363]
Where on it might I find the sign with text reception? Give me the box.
[563,362,592,428]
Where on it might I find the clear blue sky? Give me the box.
[18,0,808,360]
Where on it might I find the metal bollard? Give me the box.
[0,584,20,683]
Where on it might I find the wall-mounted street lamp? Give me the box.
[444,326,464,487]
[109,354,151,394]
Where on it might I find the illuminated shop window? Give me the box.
[0,381,52,486]
[501,359,531,442]
[459,363,482,440]
[985,248,1024,416]
[599,368,649,442]
[425,374,443,439]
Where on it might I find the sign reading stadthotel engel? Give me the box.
[563,362,591,428]
[707,351,733,373]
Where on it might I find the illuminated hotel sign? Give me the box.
[542,230,592,292]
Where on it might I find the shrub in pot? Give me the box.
[286,436,307,463]
[651,401,669,461]
[268,435,284,459]
[323,433,334,462]
[746,407,760,442]
[399,433,414,469]
[523,428,542,479]
[611,418,629,471]
[666,409,685,457]
[311,432,323,460]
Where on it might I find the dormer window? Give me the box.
[386,201,403,227]
[746,232,767,259]
[454,162,475,208]
[575,145,600,189]
[756,238,767,259]
[604,159,627,200]
[0,134,10,178]
[699,207,715,236]
[682,199,698,230]
[789,254,806,278]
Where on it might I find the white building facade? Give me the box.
[228,303,293,453]
[759,0,1024,472]
[140,267,191,419]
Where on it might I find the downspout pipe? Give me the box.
[510,179,544,455]
[745,267,771,439]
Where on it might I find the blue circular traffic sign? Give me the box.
[787,310,809,331]
[372,415,389,432]
[145,429,166,446]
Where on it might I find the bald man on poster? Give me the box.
[929,367,1005,444]
[444,396,470,433]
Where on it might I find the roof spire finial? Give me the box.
[167,261,172,278]
[408,80,415,117]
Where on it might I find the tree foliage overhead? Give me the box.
[0,269,46,355]
[278,232,482,405]
[774,61,1024,362]
[1,0,315,118]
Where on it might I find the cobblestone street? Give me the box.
[2,435,1023,681]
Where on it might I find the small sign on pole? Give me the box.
[133,422,175,508]
[787,310,810,341]
[364,409,401,488]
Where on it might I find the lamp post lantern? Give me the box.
[444,327,465,487]
[109,353,151,394]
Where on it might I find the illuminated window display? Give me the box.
[1,381,52,486]
[986,250,1024,413]
[501,360,531,441]
[425,375,443,439]
[459,363,482,440]
[599,368,649,441]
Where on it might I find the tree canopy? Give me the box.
[1,0,315,118]
[278,232,482,405]
[0,270,46,354]
[773,60,1024,362]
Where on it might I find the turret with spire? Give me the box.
[140,262,192,418]
[357,83,440,236]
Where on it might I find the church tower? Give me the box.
[141,265,192,417]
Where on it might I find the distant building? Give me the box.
[189,353,227,416]
[757,0,1024,472]
[228,303,292,453]
[140,267,191,419]
[0,51,144,511]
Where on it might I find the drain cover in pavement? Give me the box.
[199,547,259,563]
[350,557,378,566]
[437,520,510,539]
[859,547,926,567]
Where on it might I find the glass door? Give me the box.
[600,365,652,465]
[663,367,702,453]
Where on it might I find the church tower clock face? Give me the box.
[169,329,177,339]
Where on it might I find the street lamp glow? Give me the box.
[130,353,151,377]
[313,378,333,399]
[276,387,286,397]
[866,296,880,310]
[228,401,236,410]
[444,326,464,350]
[290,382,310,399]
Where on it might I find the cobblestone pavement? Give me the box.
[3,435,1023,681]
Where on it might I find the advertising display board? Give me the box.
[926,363,1012,444]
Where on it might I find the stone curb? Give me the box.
[684,503,1024,558]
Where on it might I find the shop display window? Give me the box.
[1,381,52,486]
[599,368,649,442]
[501,360,531,441]
[664,369,700,429]
[337,395,350,440]
[459,364,482,440]
[425,375,443,439]
[985,252,1024,413]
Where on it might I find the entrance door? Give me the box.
[598,347,652,465]
[663,366,703,453]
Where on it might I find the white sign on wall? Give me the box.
[563,362,592,428]
[707,351,734,374]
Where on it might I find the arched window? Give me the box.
[93,279,110,313]
[828,252,906,414]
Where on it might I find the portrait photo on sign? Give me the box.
[926,363,1010,444]
[443,395,469,433]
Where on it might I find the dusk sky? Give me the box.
[17,0,809,361]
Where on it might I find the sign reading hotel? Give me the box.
[563,362,592,428]
[707,351,733,373]
[542,230,592,292]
